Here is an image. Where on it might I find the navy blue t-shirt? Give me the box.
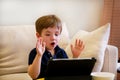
[28,46,68,79]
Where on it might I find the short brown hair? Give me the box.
[35,14,62,35]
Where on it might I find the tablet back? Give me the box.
[46,57,96,77]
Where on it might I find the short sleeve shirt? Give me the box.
[28,46,68,79]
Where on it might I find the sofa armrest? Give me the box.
[102,45,118,79]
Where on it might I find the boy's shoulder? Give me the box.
[29,48,36,55]
[30,48,36,52]
[55,45,65,51]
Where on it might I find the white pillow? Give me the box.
[65,23,110,72]
[58,22,70,49]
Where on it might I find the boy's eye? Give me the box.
[55,34,59,36]
[45,34,50,36]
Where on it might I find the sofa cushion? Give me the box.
[0,73,32,80]
[0,24,70,76]
[65,23,110,72]
[0,25,36,75]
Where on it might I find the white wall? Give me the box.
[0,0,104,38]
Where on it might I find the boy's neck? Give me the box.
[48,49,55,56]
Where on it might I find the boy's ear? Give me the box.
[36,32,41,38]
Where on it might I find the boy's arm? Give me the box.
[28,54,42,79]
[71,39,84,58]
[28,38,46,79]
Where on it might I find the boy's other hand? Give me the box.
[36,37,46,57]
[71,39,84,58]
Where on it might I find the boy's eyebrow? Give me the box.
[45,30,60,33]
[45,31,51,33]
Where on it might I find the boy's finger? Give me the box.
[70,44,73,50]
[81,44,85,50]
[42,42,46,48]
[79,39,84,46]
[75,39,77,46]
[75,39,79,46]
[38,37,43,44]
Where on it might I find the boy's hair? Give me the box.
[35,14,62,35]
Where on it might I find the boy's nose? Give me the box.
[51,35,56,40]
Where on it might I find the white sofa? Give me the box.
[0,25,118,80]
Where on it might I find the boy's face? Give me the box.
[39,26,61,51]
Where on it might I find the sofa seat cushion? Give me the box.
[0,73,32,80]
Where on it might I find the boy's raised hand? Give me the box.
[71,39,84,58]
[36,37,46,57]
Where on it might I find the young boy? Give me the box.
[28,14,84,79]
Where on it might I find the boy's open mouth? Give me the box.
[51,42,55,46]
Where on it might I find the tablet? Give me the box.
[46,57,96,77]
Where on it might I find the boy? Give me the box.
[28,14,84,79]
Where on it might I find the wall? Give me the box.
[0,0,104,38]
